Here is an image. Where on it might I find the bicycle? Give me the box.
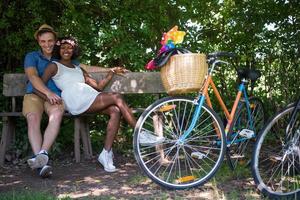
[252,98,300,199]
[133,52,265,189]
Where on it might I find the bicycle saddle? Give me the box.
[237,68,261,81]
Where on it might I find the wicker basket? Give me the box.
[160,53,208,95]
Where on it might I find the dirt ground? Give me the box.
[0,153,262,200]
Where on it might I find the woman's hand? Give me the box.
[110,67,129,74]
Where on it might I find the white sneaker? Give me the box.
[98,149,117,173]
[191,152,206,160]
[139,130,165,146]
[27,153,49,169]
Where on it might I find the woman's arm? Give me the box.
[42,63,58,83]
[37,63,61,104]
[80,63,110,73]
[81,67,114,91]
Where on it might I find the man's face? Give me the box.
[37,32,56,56]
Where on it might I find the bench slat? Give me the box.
[3,72,166,96]
[0,112,23,117]
[0,108,145,117]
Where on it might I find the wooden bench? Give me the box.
[0,72,165,165]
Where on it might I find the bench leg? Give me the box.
[153,114,167,163]
[74,118,81,163]
[0,117,14,165]
[74,117,93,162]
[80,117,92,159]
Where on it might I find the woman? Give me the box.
[41,36,135,172]
[41,37,162,172]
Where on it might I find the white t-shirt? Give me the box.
[52,61,100,115]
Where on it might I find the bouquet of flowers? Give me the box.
[145,26,189,70]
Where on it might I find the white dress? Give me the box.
[52,61,100,115]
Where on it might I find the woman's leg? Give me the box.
[97,105,121,172]
[100,105,121,151]
[86,93,136,127]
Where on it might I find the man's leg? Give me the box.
[32,101,64,178]
[22,94,48,170]
[42,102,64,151]
[26,112,43,155]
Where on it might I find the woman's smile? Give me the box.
[60,44,74,59]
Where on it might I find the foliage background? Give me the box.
[0,0,299,157]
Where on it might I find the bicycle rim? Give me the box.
[133,96,226,189]
[227,97,265,170]
[252,105,300,198]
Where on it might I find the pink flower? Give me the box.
[61,39,75,46]
[145,59,156,70]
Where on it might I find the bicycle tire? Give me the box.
[226,97,265,170]
[251,104,300,198]
[133,96,226,189]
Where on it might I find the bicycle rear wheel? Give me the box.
[133,96,226,189]
[226,97,265,170]
[251,104,300,198]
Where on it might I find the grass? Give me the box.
[209,162,264,200]
[127,173,149,185]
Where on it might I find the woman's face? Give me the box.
[60,43,74,60]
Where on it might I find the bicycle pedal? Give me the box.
[176,175,195,183]
[239,129,254,139]
[250,103,256,109]
[231,154,245,159]
[191,152,206,159]
[270,156,282,162]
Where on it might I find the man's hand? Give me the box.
[45,91,62,105]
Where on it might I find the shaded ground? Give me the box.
[0,154,262,199]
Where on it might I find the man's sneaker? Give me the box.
[98,149,117,173]
[27,152,49,169]
[38,165,52,178]
[139,130,165,146]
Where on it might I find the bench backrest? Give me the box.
[3,72,165,97]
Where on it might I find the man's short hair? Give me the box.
[34,24,58,40]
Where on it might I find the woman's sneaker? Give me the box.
[38,165,53,178]
[98,149,117,173]
[139,130,165,146]
[27,152,49,169]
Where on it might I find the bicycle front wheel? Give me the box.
[227,97,265,170]
[251,104,300,198]
[133,96,226,189]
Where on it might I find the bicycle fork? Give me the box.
[177,95,206,144]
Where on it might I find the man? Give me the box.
[23,24,108,178]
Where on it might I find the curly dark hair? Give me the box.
[52,36,80,60]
